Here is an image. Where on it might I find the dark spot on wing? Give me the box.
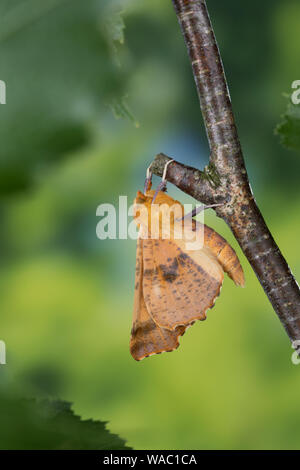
[159,257,180,283]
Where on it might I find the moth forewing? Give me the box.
[130,238,188,361]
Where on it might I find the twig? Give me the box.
[151,0,300,350]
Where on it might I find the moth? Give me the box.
[130,167,244,361]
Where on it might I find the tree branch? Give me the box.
[151,152,224,205]
[151,0,300,350]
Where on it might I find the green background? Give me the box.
[0,0,299,449]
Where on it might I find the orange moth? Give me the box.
[130,187,244,361]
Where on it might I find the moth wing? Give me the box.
[142,237,224,331]
[130,238,187,361]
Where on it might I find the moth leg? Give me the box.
[144,163,153,194]
[152,159,174,204]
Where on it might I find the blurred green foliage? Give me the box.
[276,99,300,152]
[0,394,131,449]
[0,0,129,194]
[0,0,299,450]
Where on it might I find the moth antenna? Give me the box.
[152,159,174,204]
[177,203,223,221]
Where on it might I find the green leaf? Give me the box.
[0,0,129,195]
[0,393,132,450]
[110,96,140,127]
[275,98,300,152]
